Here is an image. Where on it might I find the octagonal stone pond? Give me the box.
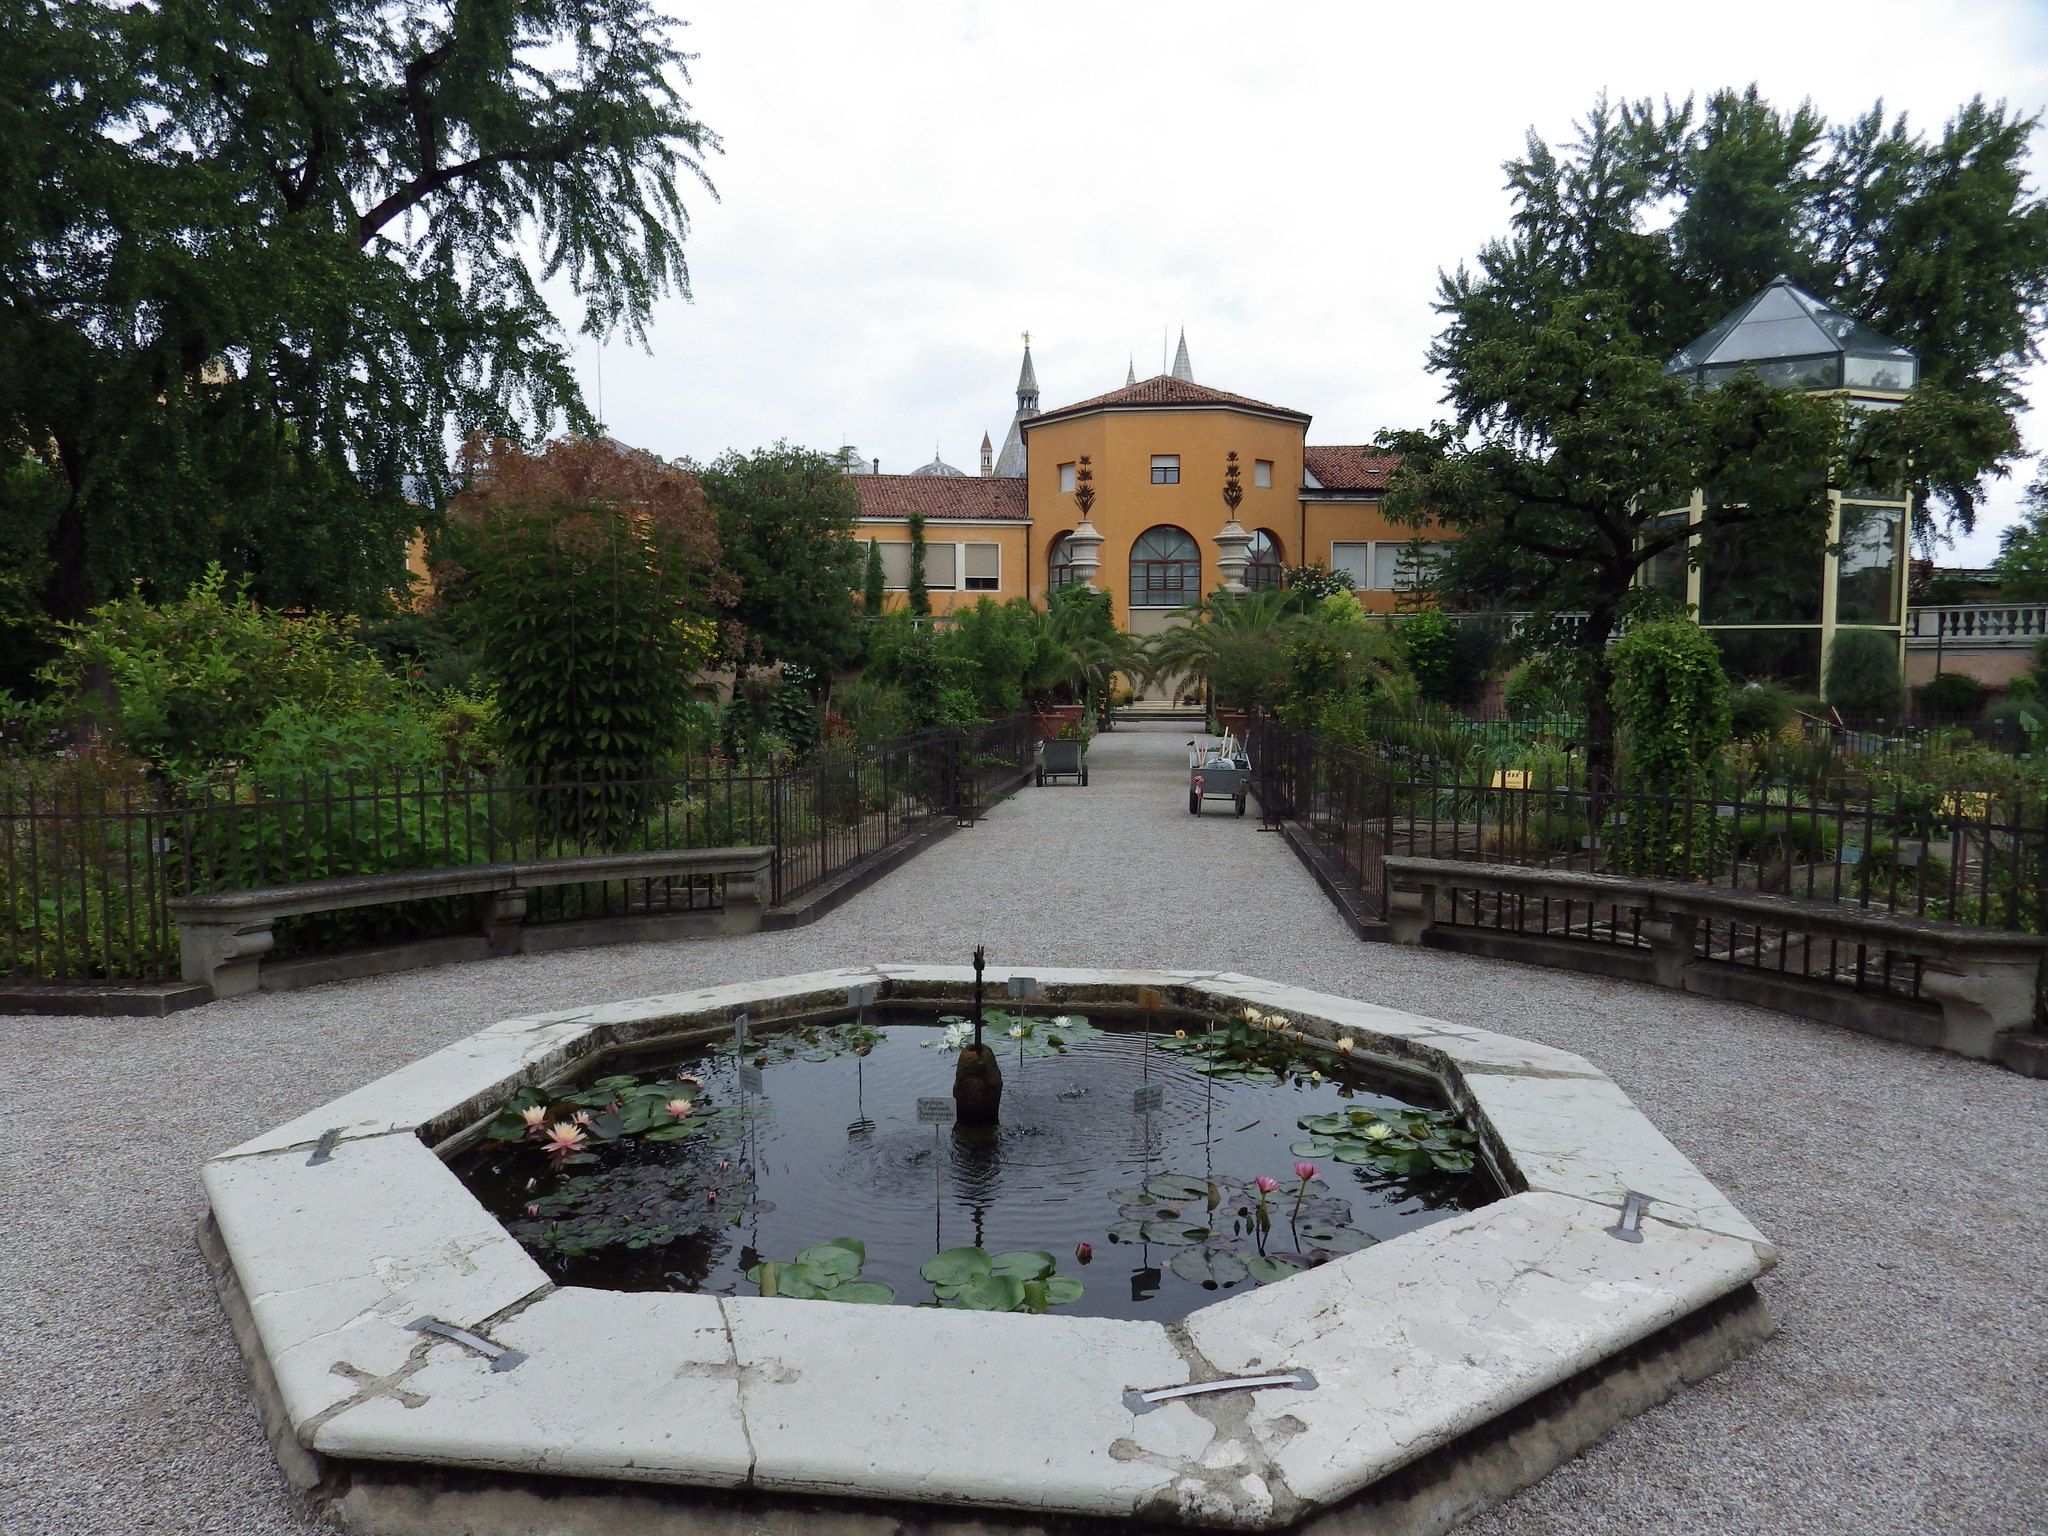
[201,966,1778,1536]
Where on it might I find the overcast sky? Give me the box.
[577,0,2048,563]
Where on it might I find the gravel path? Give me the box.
[3,720,2045,1536]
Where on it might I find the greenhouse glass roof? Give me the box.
[1665,276,1918,393]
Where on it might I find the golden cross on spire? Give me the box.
[1022,330,1030,348]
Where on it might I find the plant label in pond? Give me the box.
[732,1012,749,1049]
[917,1096,956,1125]
[738,1065,765,1095]
[1006,975,1039,999]
[1133,1084,1165,1114]
[845,982,879,1009]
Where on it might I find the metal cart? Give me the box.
[1188,734,1249,815]
[1037,737,1088,787]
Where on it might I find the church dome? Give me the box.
[910,454,967,478]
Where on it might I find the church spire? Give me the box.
[1171,327,1193,382]
[1126,355,1136,387]
[1016,330,1039,411]
[994,331,1038,478]
[979,431,993,477]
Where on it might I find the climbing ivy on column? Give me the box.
[1608,618,1732,877]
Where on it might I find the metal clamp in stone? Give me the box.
[1606,1190,1653,1243]
[1123,1369,1317,1414]
[406,1316,527,1372]
[305,1127,343,1167]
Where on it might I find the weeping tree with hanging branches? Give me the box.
[1,0,720,649]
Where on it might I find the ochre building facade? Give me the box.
[845,336,1431,629]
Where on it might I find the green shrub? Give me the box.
[439,437,725,816]
[1733,811,1841,864]
[41,564,394,781]
[1729,682,1795,741]
[1398,611,1460,704]
[1501,653,1585,717]
[1913,671,1986,719]
[1824,629,1904,720]
[1609,618,1732,876]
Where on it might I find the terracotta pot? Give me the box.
[1031,703,1084,741]
[1215,708,1250,740]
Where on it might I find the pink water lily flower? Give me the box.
[520,1105,548,1135]
[571,1109,594,1127]
[1254,1175,1281,1195]
[715,1160,731,1173]
[665,1098,694,1120]
[1295,1161,1318,1182]
[542,1122,587,1161]
[677,1074,704,1090]
[1074,1242,1093,1263]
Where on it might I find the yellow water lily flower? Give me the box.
[1336,1036,1356,1054]
[1364,1123,1395,1142]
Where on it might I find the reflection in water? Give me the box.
[456,1009,1499,1322]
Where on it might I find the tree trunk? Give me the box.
[39,438,92,624]
[1580,607,1619,792]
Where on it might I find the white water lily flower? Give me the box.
[1363,1123,1396,1142]
[937,1022,972,1050]
[1336,1036,1356,1054]
[1008,1024,1027,1039]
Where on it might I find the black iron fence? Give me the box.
[1251,718,2048,1011]
[2,717,1032,985]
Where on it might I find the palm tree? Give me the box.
[1026,586,1145,721]
[1142,587,1302,716]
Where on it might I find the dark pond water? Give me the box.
[453,1008,1502,1322]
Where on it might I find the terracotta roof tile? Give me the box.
[1302,444,1400,492]
[852,474,1028,522]
[1025,374,1310,427]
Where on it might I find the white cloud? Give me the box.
[580,0,2048,560]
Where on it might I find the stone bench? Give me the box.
[170,847,773,998]
[1384,854,2048,1063]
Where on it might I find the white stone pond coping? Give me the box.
[202,966,1777,1531]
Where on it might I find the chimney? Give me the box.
[872,457,879,474]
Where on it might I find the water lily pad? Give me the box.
[797,1239,866,1282]
[1241,1254,1305,1285]
[1290,1138,1337,1158]
[1045,1276,1085,1305]
[1144,1173,1211,1201]
[827,1281,895,1304]
[921,1246,992,1290]
[951,1273,1027,1311]
[1169,1248,1249,1287]
[989,1250,1055,1281]
[1294,1221,1378,1255]
[1138,1220,1211,1246]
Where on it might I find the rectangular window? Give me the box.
[1253,459,1273,489]
[1368,541,1448,591]
[925,542,959,590]
[1058,462,1076,494]
[1330,542,1372,590]
[1150,454,1181,485]
[878,541,913,591]
[963,542,1000,591]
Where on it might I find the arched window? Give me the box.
[1130,525,1200,609]
[1247,529,1284,591]
[1048,532,1077,591]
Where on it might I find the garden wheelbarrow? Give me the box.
[1037,738,1089,787]
[1188,735,1249,816]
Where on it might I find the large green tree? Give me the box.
[1385,88,2048,778]
[0,0,717,634]
[1993,467,2048,601]
[698,443,864,679]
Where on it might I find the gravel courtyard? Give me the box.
[3,720,2044,1536]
